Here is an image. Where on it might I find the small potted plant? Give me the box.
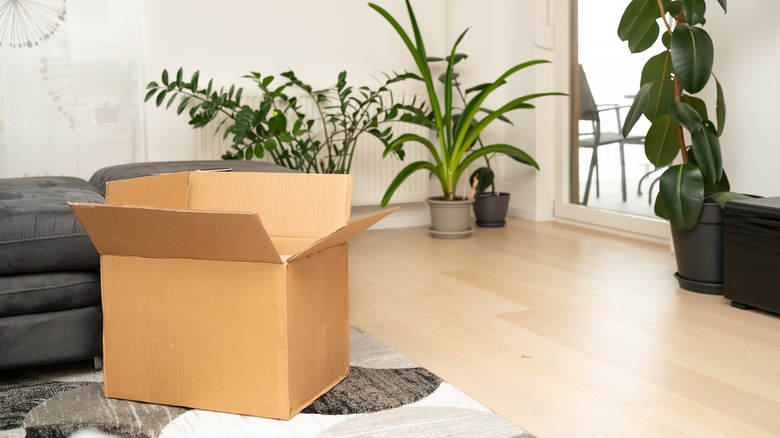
[469,161,511,227]
[370,0,564,238]
[618,0,747,292]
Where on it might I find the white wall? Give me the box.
[706,1,780,197]
[142,0,445,161]
[140,0,552,225]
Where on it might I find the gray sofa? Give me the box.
[0,160,295,371]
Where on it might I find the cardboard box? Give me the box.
[69,171,395,420]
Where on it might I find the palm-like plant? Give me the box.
[370,0,565,207]
[618,0,746,230]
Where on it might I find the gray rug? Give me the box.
[0,328,534,438]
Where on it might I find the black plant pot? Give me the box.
[671,201,724,294]
[473,193,510,227]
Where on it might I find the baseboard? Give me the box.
[352,202,430,230]
[508,205,554,222]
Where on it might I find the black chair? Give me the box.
[578,65,645,205]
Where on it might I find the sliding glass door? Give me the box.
[555,0,669,241]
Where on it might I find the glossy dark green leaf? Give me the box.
[622,82,651,137]
[176,96,190,115]
[469,167,494,194]
[671,24,714,93]
[640,51,673,85]
[690,121,722,184]
[658,163,704,230]
[670,102,703,132]
[717,0,727,13]
[618,0,661,53]
[682,0,706,25]
[680,95,708,121]
[654,191,668,219]
[161,69,169,86]
[665,0,683,16]
[645,114,680,167]
[645,80,675,120]
[715,76,726,135]
[244,144,254,160]
[176,68,183,85]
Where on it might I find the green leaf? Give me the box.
[645,114,680,167]
[176,96,191,115]
[640,51,673,86]
[682,0,706,25]
[460,144,540,173]
[690,121,722,184]
[161,69,169,86]
[176,67,183,85]
[264,138,277,151]
[717,0,727,13]
[671,24,714,93]
[715,76,726,135]
[191,71,199,92]
[381,160,440,207]
[245,144,254,160]
[680,95,708,121]
[622,82,651,137]
[658,163,704,230]
[469,167,494,194]
[617,0,661,53]
[144,88,157,102]
[670,101,703,132]
[155,90,167,107]
[711,192,750,208]
[165,93,177,109]
[640,52,675,119]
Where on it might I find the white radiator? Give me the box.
[196,94,431,206]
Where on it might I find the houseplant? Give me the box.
[469,159,511,227]
[145,68,404,174]
[618,0,747,292]
[370,0,564,237]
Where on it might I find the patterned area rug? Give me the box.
[0,328,533,438]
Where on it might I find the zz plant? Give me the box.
[618,0,746,230]
[145,69,405,174]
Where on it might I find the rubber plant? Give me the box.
[369,0,565,207]
[618,0,746,230]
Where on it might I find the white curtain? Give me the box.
[0,0,144,179]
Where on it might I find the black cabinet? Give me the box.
[724,197,780,314]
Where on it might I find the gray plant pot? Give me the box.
[427,197,474,239]
[671,201,724,294]
[473,193,510,227]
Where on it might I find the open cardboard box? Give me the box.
[69,171,396,419]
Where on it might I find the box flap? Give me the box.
[69,203,281,263]
[105,172,190,209]
[185,172,353,239]
[287,207,397,262]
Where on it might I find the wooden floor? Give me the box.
[348,218,780,438]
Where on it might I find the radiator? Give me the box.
[197,95,431,206]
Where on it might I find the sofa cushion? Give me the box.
[89,160,297,194]
[0,177,103,275]
[0,270,101,318]
[0,305,103,370]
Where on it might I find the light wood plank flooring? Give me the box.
[348,218,780,437]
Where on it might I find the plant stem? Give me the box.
[657,0,688,164]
